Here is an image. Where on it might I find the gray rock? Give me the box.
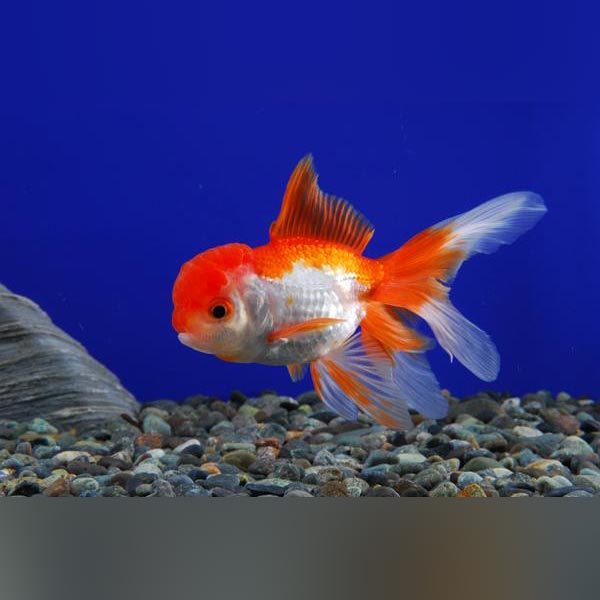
[313,449,337,466]
[448,394,501,423]
[304,465,348,484]
[221,450,257,471]
[563,489,595,498]
[413,467,446,490]
[0,283,139,429]
[550,436,595,460]
[272,462,304,481]
[456,471,484,489]
[344,476,369,497]
[246,478,292,496]
[203,474,240,490]
[536,475,573,494]
[462,457,503,471]
[284,489,313,498]
[149,479,176,497]
[142,414,172,437]
[429,481,459,497]
[364,450,400,468]
[70,476,100,495]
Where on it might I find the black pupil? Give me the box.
[212,304,227,319]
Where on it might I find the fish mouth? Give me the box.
[177,333,211,354]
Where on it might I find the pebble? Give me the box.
[395,452,427,465]
[54,451,91,464]
[27,418,59,435]
[285,489,313,498]
[413,467,445,490]
[313,449,337,466]
[429,481,459,497]
[43,477,71,497]
[70,477,100,496]
[457,483,487,498]
[133,461,163,477]
[0,389,598,499]
[319,481,350,497]
[203,474,240,490]
[551,436,595,459]
[536,475,573,493]
[513,426,543,438]
[173,439,204,455]
[456,472,484,489]
[462,457,503,472]
[246,478,292,497]
[142,414,172,437]
[221,450,257,471]
[344,476,369,497]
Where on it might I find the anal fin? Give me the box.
[287,363,307,382]
[310,332,413,430]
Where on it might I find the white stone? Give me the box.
[173,439,203,454]
[53,450,91,464]
[513,425,543,438]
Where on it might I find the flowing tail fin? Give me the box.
[371,192,547,381]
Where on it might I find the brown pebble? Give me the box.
[286,431,304,440]
[319,481,350,497]
[457,483,487,498]
[255,437,282,449]
[200,462,221,475]
[135,433,163,449]
[43,477,71,497]
[257,446,278,460]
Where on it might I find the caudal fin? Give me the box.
[371,192,546,381]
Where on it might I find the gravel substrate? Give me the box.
[1,389,599,498]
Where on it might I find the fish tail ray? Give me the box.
[310,332,413,429]
[360,314,448,419]
[371,192,546,380]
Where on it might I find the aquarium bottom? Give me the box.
[0,389,598,498]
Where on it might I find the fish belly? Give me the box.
[255,265,365,366]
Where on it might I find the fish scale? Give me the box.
[251,264,365,365]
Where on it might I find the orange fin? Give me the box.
[310,332,413,429]
[270,155,374,254]
[267,317,344,343]
[361,302,430,357]
[287,363,307,382]
[372,225,463,313]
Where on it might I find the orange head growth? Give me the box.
[172,244,254,354]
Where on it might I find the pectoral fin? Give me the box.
[267,318,344,343]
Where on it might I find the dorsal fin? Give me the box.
[270,155,374,254]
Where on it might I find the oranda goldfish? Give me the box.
[172,156,546,429]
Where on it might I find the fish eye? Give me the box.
[209,300,231,320]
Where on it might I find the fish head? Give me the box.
[172,243,260,360]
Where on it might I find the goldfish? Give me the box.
[172,156,546,429]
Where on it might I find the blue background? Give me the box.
[1,3,598,401]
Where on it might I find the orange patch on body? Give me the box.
[253,239,384,290]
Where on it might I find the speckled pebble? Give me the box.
[0,389,598,498]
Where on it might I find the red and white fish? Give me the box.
[172,156,546,429]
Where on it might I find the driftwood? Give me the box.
[0,283,139,429]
